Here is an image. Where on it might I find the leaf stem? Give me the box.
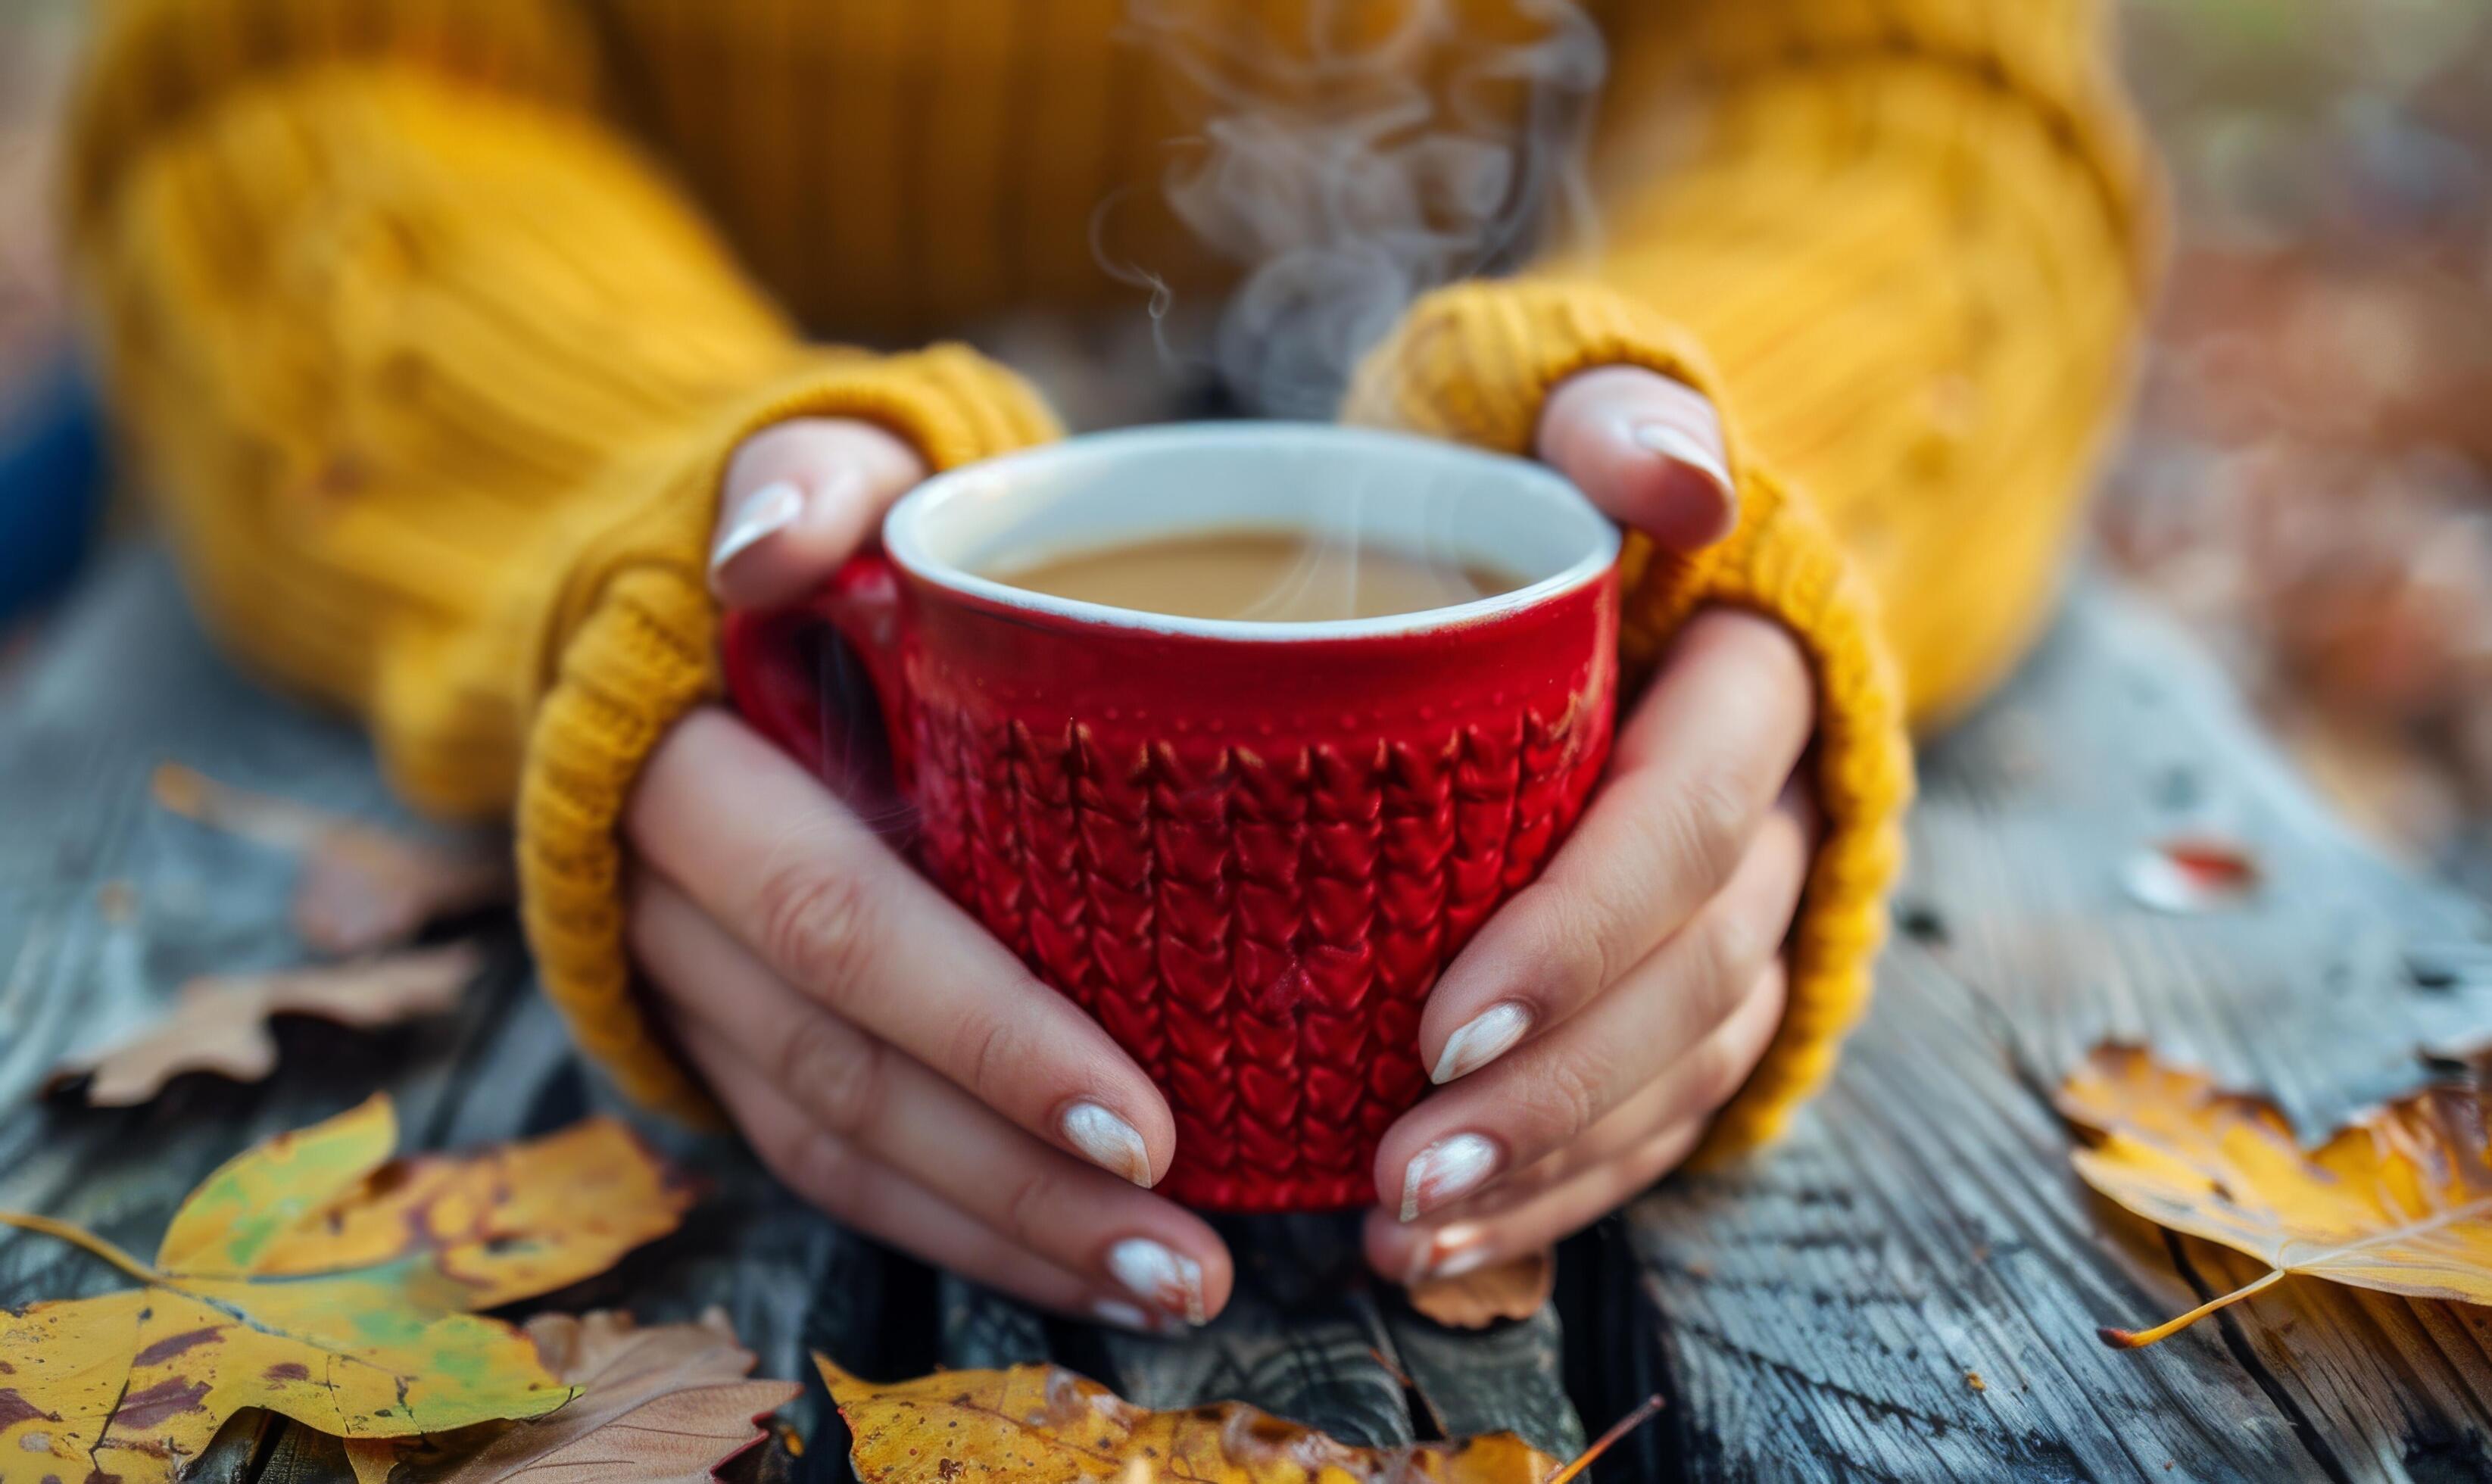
[2101,1267,2287,1348]
[1550,1393,1664,1483]
[0,1208,166,1285]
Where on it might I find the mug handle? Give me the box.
[719,551,917,796]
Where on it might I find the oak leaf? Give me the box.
[342,1310,799,1483]
[1406,1248,1556,1330]
[45,943,482,1105]
[817,1355,1561,1482]
[2057,1043,2492,1347]
[154,762,515,953]
[0,1097,692,1482]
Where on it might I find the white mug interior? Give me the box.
[881,422,1622,641]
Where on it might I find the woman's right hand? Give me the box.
[622,417,1232,1331]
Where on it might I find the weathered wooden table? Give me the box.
[7,550,2492,1481]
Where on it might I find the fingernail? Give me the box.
[1399,1133,1501,1223]
[710,479,805,575]
[1431,1002,1533,1084]
[1090,1298,1160,1333]
[1106,1237,1208,1326]
[1632,423,1734,502]
[1063,1102,1152,1186]
[1406,1221,1494,1284]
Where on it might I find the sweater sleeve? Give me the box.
[1348,0,2160,1158]
[65,0,1061,1117]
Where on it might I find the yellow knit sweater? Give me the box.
[65,0,2155,1159]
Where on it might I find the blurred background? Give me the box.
[2,0,2488,887]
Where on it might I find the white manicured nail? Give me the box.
[1632,423,1733,499]
[710,479,804,575]
[1090,1298,1157,1333]
[1417,1223,1496,1283]
[1063,1102,1152,1186]
[1106,1237,1207,1326]
[1431,1002,1533,1084]
[1403,1221,1491,1285]
[1399,1133,1500,1223]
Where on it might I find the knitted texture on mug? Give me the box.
[65,0,2158,1152]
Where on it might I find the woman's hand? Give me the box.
[1365,366,1821,1286]
[625,419,1233,1332]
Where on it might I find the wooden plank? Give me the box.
[1630,578,2492,1480]
[0,550,1580,1479]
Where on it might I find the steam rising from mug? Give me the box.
[1108,0,1608,419]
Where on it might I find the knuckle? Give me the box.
[1530,1049,1614,1146]
[1668,771,1753,899]
[1692,1022,1764,1113]
[953,1009,1022,1111]
[1511,884,1614,1007]
[1700,906,1767,997]
[778,1016,886,1139]
[762,1124,856,1209]
[755,858,880,999]
[999,1168,1068,1248]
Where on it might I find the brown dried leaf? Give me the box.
[819,1357,1563,1482]
[2058,1043,2492,1347]
[343,1311,798,1484]
[154,762,514,952]
[1406,1247,1555,1330]
[45,943,482,1105]
[44,946,478,1105]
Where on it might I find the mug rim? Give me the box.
[879,422,1621,644]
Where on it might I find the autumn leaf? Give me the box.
[1406,1248,1557,1330]
[817,1356,1562,1482]
[0,1097,692,1482]
[342,1310,799,1484]
[154,762,515,953]
[44,943,482,1105]
[2057,1043,2492,1347]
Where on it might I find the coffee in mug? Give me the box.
[987,529,1525,623]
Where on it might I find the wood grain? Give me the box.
[0,552,1578,1481]
[7,552,2489,1479]
[1628,579,2492,1481]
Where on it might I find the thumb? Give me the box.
[709,417,930,609]
[1536,366,1736,554]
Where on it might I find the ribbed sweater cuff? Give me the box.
[516,344,1062,1121]
[1347,278,1913,1161]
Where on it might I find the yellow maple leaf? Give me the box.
[2056,1043,2492,1346]
[0,1096,691,1482]
[816,1355,1566,1483]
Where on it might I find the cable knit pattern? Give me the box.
[68,0,2153,1162]
[897,667,1610,1208]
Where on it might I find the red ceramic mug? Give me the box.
[722,423,1620,1211]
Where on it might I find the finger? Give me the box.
[710,417,928,608]
[633,871,1230,1323]
[1371,959,1787,1280]
[669,1007,1169,1330]
[1390,954,1789,1239]
[1368,1115,1709,1286]
[1418,609,1813,1086]
[630,708,1177,1183]
[1396,1013,1726,1221]
[1536,366,1733,552]
[1384,805,1803,1221]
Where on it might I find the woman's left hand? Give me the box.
[1367,366,1820,1286]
